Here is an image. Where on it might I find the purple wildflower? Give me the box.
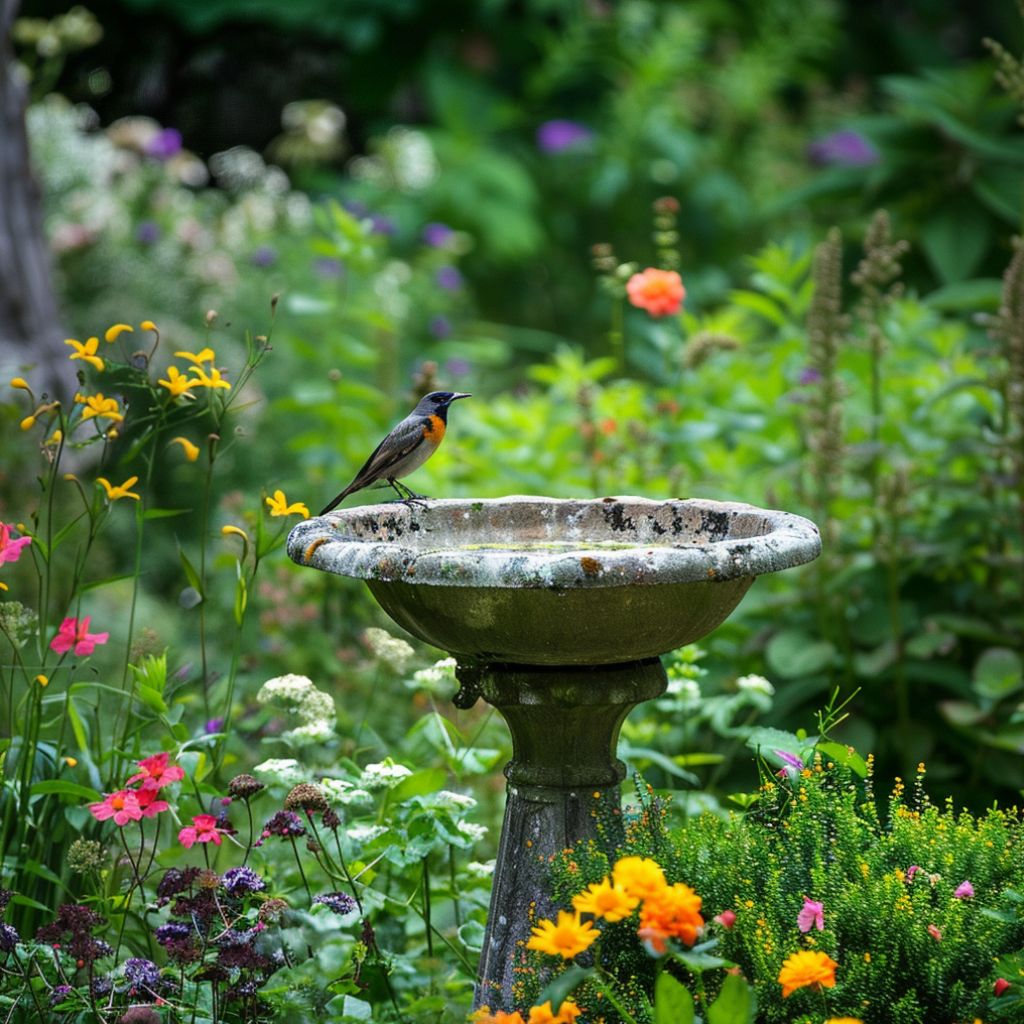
[50,985,73,1007]
[122,958,161,991]
[145,128,183,161]
[807,130,879,168]
[136,221,160,245]
[370,215,396,236]
[429,315,452,339]
[313,891,358,915]
[422,222,454,247]
[798,367,822,386]
[954,880,974,899]
[445,357,472,378]
[536,119,593,154]
[222,866,266,897]
[155,922,191,946]
[250,246,277,268]
[205,717,224,734]
[436,266,463,292]
[0,923,18,952]
[313,257,343,278]
[262,810,306,839]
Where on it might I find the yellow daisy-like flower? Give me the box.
[190,365,231,390]
[572,877,639,922]
[79,393,124,423]
[98,476,141,501]
[104,323,134,343]
[825,1019,865,1024]
[174,347,215,366]
[611,856,667,901]
[265,490,310,519]
[65,337,105,372]
[158,365,197,398]
[778,949,838,998]
[170,436,200,462]
[526,910,597,960]
[526,1000,581,1024]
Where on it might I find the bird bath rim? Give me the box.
[286,495,821,590]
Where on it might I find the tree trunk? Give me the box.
[0,0,66,397]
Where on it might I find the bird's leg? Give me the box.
[388,479,430,507]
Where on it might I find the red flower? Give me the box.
[89,790,142,826]
[714,909,736,929]
[50,616,109,657]
[126,752,185,790]
[178,814,224,848]
[136,787,169,818]
[994,978,1011,997]
[626,268,685,317]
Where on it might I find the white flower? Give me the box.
[363,627,415,672]
[258,673,315,706]
[283,720,335,744]
[666,678,702,707]
[408,657,457,695]
[360,759,412,790]
[456,820,487,842]
[258,674,337,748]
[736,674,775,697]
[346,824,388,843]
[253,758,306,788]
[466,860,495,878]
[434,790,477,810]
[318,778,373,807]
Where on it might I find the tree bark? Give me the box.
[0,0,66,397]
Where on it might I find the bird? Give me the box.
[319,390,471,514]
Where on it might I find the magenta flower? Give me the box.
[178,814,225,848]
[797,896,824,933]
[50,616,109,656]
[953,880,974,899]
[0,522,31,565]
[89,790,143,826]
[536,119,593,154]
[126,752,185,790]
[714,909,736,929]
[135,787,169,818]
[906,865,921,882]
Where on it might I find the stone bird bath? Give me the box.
[287,496,820,1009]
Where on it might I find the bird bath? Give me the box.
[287,496,820,1009]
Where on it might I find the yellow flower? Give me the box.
[190,365,231,390]
[64,757,78,767]
[36,675,49,687]
[20,415,36,431]
[174,347,215,365]
[526,910,597,959]
[10,377,30,390]
[158,365,197,398]
[221,525,250,542]
[104,323,134,343]
[79,393,124,423]
[170,436,200,462]
[572,877,639,922]
[97,476,141,501]
[611,856,667,901]
[65,337,105,372]
[0,582,7,592]
[778,949,838,998]
[825,1019,864,1024]
[141,319,158,331]
[266,490,310,518]
[45,429,63,447]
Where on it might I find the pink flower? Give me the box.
[126,752,185,790]
[626,268,686,317]
[0,522,31,565]
[953,880,974,899]
[136,787,169,818]
[50,616,109,657]
[927,924,942,941]
[178,814,224,848]
[714,910,737,930]
[89,790,143,826]
[797,896,824,933]
[905,865,920,882]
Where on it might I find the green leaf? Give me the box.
[178,544,204,599]
[391,769,448,803]
[136,684,168,714]
[654,972,694,1024]
[973,647,1024,701]
[143,507,189,520]
[671,947,731,971]
[707,973,756,1024]
[67,698,89,751]
[816,741,868,778]
[920,202,992,284]
[29,780,101,802]
[924,277,1003,312]
[537,965,594,1011]
[621,744,699,784]
[233,571,248,626]
[765,630,836,678]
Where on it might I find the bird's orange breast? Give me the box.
[422,414,446,443]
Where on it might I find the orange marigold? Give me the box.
[626,267,685,317]
[526,910,597,959]
[611,856,667,901]
[778,949,838,998]
[572,877,639,922]
[526,1000,581,1024]
[638,881,704,947]
[471,1008,526,1024]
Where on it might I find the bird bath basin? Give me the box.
[287,496,820,1009]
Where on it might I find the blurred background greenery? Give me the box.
[4,0,1024,818]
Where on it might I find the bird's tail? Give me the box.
[319,483,357,516]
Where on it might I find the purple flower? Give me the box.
[155,922,191,946]
[136,221,160,245]
[445,357,472,378]
[798,367,822,386]
[536,119,594,154]
[797,896,824,933]
[436,266,463,291]
[262,810,306,839]
[370,215,396,236]
[122,957,161,992]
[0,923,19,952]
[313,257,343,278]
[222,866,266,897]
[429,315,452,339]
[205,717,224,734]
[50,985,73,1006]
[250,246,277,268]
[807,130,879,168]
[313,891,358,915]
[343,199,368,217]
[422,222,454,247]
[145,128,183,161]
[954,880,974,899]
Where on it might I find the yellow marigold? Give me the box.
[471,1009,526,1024]
[158,365,197,398]
[104,323,134,343]
[526,910,597,959]
[98,476,141,501]
[170,436,200,462]
[637,881,704,947]
[572,877,639,922]
[778,949,838,998]
[611,856,666,901]
[266,490,310,518]
[79,393,124,423]
[526,1000,581,1024]
[190,365,231,390]
[65,337,104,372]
[175,347,215,365]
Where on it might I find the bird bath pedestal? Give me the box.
[287,496,820,1010]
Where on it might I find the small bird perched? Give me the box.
[319,390,471,514]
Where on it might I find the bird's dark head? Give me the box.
[416,391,471,416]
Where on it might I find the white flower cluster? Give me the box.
[466,860,495,879]
[346,824,388,844]
[407,657,458,695]
[359,758,413,790]
[257,673,336,747]
[666,677,702,709]
[318,777,373,807]
[253,758,307,788]
[363,627,415,673]
[456,820,487,843]
[433,790,477,811]
[736,674,775,697]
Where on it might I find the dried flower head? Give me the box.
[227,773,265,800]
[67,838,105,873]
[257,897,289,924]
[284,782,329,813]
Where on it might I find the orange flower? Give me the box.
[471,1008,526,1024]
[526,910,597,959]
[825,1019,865,1024]
[626,267,685,317]
[526,1000,581,1024]
[572,877,639,922]
[778,949,838,998]
[638,881,704,947]
[611,856,667,901]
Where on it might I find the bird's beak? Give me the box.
[450,392,472,401]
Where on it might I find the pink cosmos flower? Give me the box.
[714,910,737,930]
[50,616,109,657]
[89,790,143,826]
[178,814,224,848]
[126,752,185,790]
[0,522,31,565]
[953,880,974,899]
[797,896,824,933]
[135,787,169,818]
